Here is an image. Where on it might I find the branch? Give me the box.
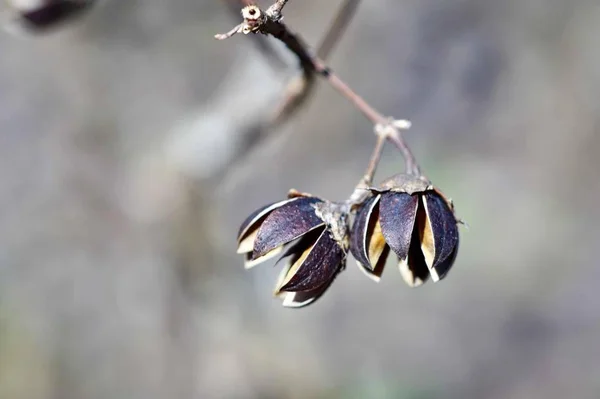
[267,0,289,18]
[216,0,364,185]
[215,3,421,178]
[271,0,362,126]
[316,0,362,59]
[220,0,363,128]
[221,0,288,70]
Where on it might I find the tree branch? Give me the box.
[216,0,365,185]
[271,0,362,125]
[215,3,421,179]
[316,0,362,59]
[222,0,288,71]
[267,0,289,18]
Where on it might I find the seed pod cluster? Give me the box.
[238,174,459,307]
[237,190,348,308]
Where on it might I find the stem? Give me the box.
[268,0,289,17]
[312,59,386,125]
[346,129,385,209]
[316,0,362,59]
[387,130,421,176]
[308,58,421,177]
[215,1,423,181]
[264,20,421,177]
[270,0,361,126]
[362,133,386,186]
[214,23,243,40]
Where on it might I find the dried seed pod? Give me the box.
[252,196,324,260]
[350,195,388,282]
[351,174,459,286]
[275,262,341,308]
[237,198,299,269]
[6,0,94,34]
[237,191,349,308]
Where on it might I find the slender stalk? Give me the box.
[311,59,386,125]
[267,0,289,17]
[362,133,386,186]
[215,23,243,40]
[283,39,386,121]
[270,0,362,126]
[316,0,362,58]
[309,58,421,176]
[386,129,420,176]
[346,129,386,208]
[215,0,423,184]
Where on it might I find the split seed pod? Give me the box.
[237,191,348,308]
[351,174,459,286]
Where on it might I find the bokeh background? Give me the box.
[1,0,600,398]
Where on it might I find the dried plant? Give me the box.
[219,1,463,307]
[6,0,462,308]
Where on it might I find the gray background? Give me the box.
[1,0,599,398]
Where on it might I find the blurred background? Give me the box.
[1,0,600,398]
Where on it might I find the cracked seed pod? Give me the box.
[351,174,459,286]
[237,190,348,308]
[6,0,94,34]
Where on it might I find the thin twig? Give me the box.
[280,33,421,177]
[219,1,363,127]
[271,0,362,125]
[317,0,361,59]
[345,128,386,209]
[215,1,421,185]
[362,132,386,186]
[221,0,288,70]
[267,0,289,18]
[312,59,385,124]
[217,0,364,186]
[269,67,314,126]
[214,4,379,122]
[214,23,243,40]
[377,122,420,176]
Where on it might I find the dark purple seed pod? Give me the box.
[350,174,460,286]
[350,194,388,281]
[398,211,431,287]
[274,231,342,308]
[419,190,459,281]
[7,1,94,33]
[277,228,344,292]
[236,197,300,269]
[252,196,324,260]
[237,192,349,308]
[379,191,419,262]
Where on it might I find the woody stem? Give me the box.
[362,132,386,186]
[215,1,422,178]
[385,124,421,176]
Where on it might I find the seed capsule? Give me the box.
[237,191,348,308]
[351,174,459,286]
